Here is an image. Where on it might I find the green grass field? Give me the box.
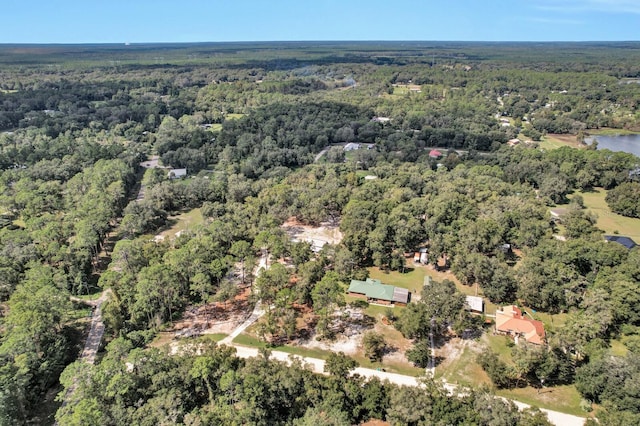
[498,386,585,417]
[538,137,569,150]
[588,128,640,136]
[156,207,204,240]
[567,188,640,241]
[233,333,340,360]
[226,113,245,120]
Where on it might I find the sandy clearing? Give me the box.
[282,217,343,252]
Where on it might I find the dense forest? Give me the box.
[0,42,640,425]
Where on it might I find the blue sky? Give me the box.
[2,0,638,43]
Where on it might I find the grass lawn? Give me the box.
[539,137,568,150]
[368,264,500,314]
[539,134,582,150]
[209,123,223,132]
[201,333,228,343]
[497,385,585,417]
[436,343,491,387]
[609,339,628,357]
[225,113,245,120]
[156,208,204,240]
[567,188,640,241]
[588,128,640,136]
[234,333,337,360]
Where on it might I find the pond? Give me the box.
[586,133,640,157]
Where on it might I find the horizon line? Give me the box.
[1,40,639,46]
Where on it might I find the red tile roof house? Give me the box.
[495,305,545,345]
[428,149,443,159]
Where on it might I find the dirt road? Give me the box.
[219,254,268,345]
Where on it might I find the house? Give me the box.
[428,149,443,159]
[604,235,637,250]
[344,142,361,151]
[465,295,484,313]
[348,278,410,306]
[168,168,187,179]
[549,208,568,223]
[495,305,545,345]
[507,138,521,146]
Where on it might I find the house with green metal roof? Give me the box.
[347,278,410,306]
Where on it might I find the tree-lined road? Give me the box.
[228,343,586,426]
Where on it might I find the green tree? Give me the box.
[324,352,357,379]
[362,332,386,362]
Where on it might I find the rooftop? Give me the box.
[604,235,637,250]
[348,278,409,304]
[496,305,545,345]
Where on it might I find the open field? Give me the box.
[226,113,245,120]
[497,386,585,417]
[566,188,640,241]
[154,208,204,241]
[539,134,583,150]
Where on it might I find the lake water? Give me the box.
[586,133,640,158]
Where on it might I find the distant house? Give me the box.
[429,149,443,159]
[465,295,484,313]
[507,138,520,146]
[344,142,361,151]
[549,208,568,223]
[604,235,637,250]
[495,305,545,345]
[372,116,391,123]
[168,168,187,179]
[348,278,410,306]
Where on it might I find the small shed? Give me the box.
[465,295,484,313]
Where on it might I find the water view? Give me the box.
[587,133,640,157]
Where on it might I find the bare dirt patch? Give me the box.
[282,217,343,252]
[294,307,374,355]
[171,287,253,338]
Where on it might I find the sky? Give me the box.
[1,0,639,43]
